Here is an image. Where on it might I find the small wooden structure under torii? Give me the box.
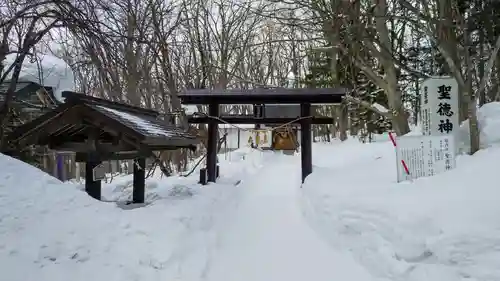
[179,87,347,184]
[7,91,200,203]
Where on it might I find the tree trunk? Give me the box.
[338,103,348,141]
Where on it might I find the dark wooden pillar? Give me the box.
[237,129,241,148]
[133,157,146,203]
[300,103,312,184]
[85,155,102,200]
[207,103,219,183]
[254,103,263,130]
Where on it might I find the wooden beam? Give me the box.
[8,101,77,143]
[49,141,134,152]
[75,151,147,162]
[16,105,83,147]
[178,88,347,105]
[142,136,200,148]
[147,145,197,151]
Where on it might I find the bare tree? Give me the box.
[399,0,500,154]
[0,0,112,149]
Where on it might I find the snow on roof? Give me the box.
[95,105,175,137]
[3,53,75,103]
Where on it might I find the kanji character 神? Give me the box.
[438,119,453,133]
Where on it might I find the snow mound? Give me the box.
[302,133,500,280]
[3,53,75,102]
[0,148,265,281]
[459,102,500,151]
[365,124,423,143]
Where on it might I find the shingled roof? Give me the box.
[8,91,199,153]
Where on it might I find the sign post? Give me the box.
[389,132,410,176]
[395,135,456,182]
[391,76,459,182]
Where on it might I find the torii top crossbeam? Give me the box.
[178,87,348,104]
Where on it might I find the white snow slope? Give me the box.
[2,103,500,281]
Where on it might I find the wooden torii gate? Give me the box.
[178,87,347,184]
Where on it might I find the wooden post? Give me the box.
[207,102,219,183]
[62,154,68,181]
[199,168,207,185]
[127,159,134,174]
[224,128,228,160]
[52,152,58,178]
[300,103,312,184]
[85,154,102,200]
[85,129,102,199]
[75,162,81,182]
[133,157,146,204]
[69,154,76,180]
[253,103,263,131]
[237,129,241,148]
[43,153,49,173]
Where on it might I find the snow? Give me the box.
[372,102,389,113]
[96,105,174,137]
[205,155,372,281]
[3,53,76,103]
[302,141,500,281]
[458,101,500,151]
[0,148,264,281]
[2,103,500,281]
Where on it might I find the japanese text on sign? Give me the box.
[437,84,454,133]
[420,77,459,137]
[395,135,456,182]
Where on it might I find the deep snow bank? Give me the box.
[98,147,264,203]
[0,148,265,281]
[301,104,500,281]
[459,101,500,151]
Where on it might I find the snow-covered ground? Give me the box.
[302,141,500,281]
[2,104,500,281]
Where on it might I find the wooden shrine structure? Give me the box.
[8,91,199,203]
[179,87,347,184]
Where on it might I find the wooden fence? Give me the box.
[38,151,155,182]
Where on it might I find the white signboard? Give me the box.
[420,77,459,137]
[92,164,106,181]
[396,135,456,182]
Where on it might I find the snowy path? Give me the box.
[205,154,371,281]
